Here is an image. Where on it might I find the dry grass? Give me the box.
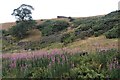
[0,22,16,30]
[0,19,45,30]
[20,29,41,42]
[10,33,119,53]
[66,36,118,52]
[0,18,69,30]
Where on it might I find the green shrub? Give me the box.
[93,49,118,70]
[61,33,75,45]
[41,26,53,36]
[70,65,104,78]
[9,20,36,39]
[104,26,119,38]
[94,30,104,37]
[31,67,50,78]
[110,68,120,78]
[92,25,102,31]
[75,31,89,40]
[37,20,69,36]
[104,10,120,19]
[86,29,94,37]
[77,24,91,31]
[52,20,69,32]
[74,23,94,39]
[72,17,98,28]
[1,30,10,36]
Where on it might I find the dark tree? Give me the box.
[10,4,36,39]
[11,4,34,22]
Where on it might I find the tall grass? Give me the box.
[2,48,120,78]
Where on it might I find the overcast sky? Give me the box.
[0,0,119,23]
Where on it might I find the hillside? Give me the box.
[2,10,120,78]
[0,15,104,30]
[0,20,43,30]
[0,22,16,30]
[0,17,71,30]
[1,10,119,53]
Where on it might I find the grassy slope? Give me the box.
[66,36,118,52]
[1,10,119,53]
[42,35,118,52]
[3,35,118,54]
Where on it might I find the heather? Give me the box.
[2,48,120,78]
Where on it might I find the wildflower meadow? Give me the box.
[2,48,120,78]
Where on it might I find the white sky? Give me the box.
[0,0,119,23]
